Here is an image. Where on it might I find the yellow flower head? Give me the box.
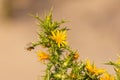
[100,73,114,80]
[71,74,76,79]
[86,59,105,75]
[37,51,49,61]
[74,53,79,60]
[51,30,67,48]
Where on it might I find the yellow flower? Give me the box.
[51,30,67,47]
[37,51,49,61]
[71,74,76,78]
[86,59,105,75]
[100,73,114,80]
[74,53,79,60]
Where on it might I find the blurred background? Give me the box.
[0,0,120,80]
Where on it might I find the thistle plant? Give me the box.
[27,10,120,80]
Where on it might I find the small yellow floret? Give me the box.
[74,53,79,60]
[37,51,49,61]
[86,59,105,75]
[51,30,67,48]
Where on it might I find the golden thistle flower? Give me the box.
[51,30,67,48]
[71,74,76,79]
[37,51,49,61]
[86,59,105,75]
[74,53,79,60]
[100,73,114,80]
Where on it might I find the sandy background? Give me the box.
[0,0,120,80]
